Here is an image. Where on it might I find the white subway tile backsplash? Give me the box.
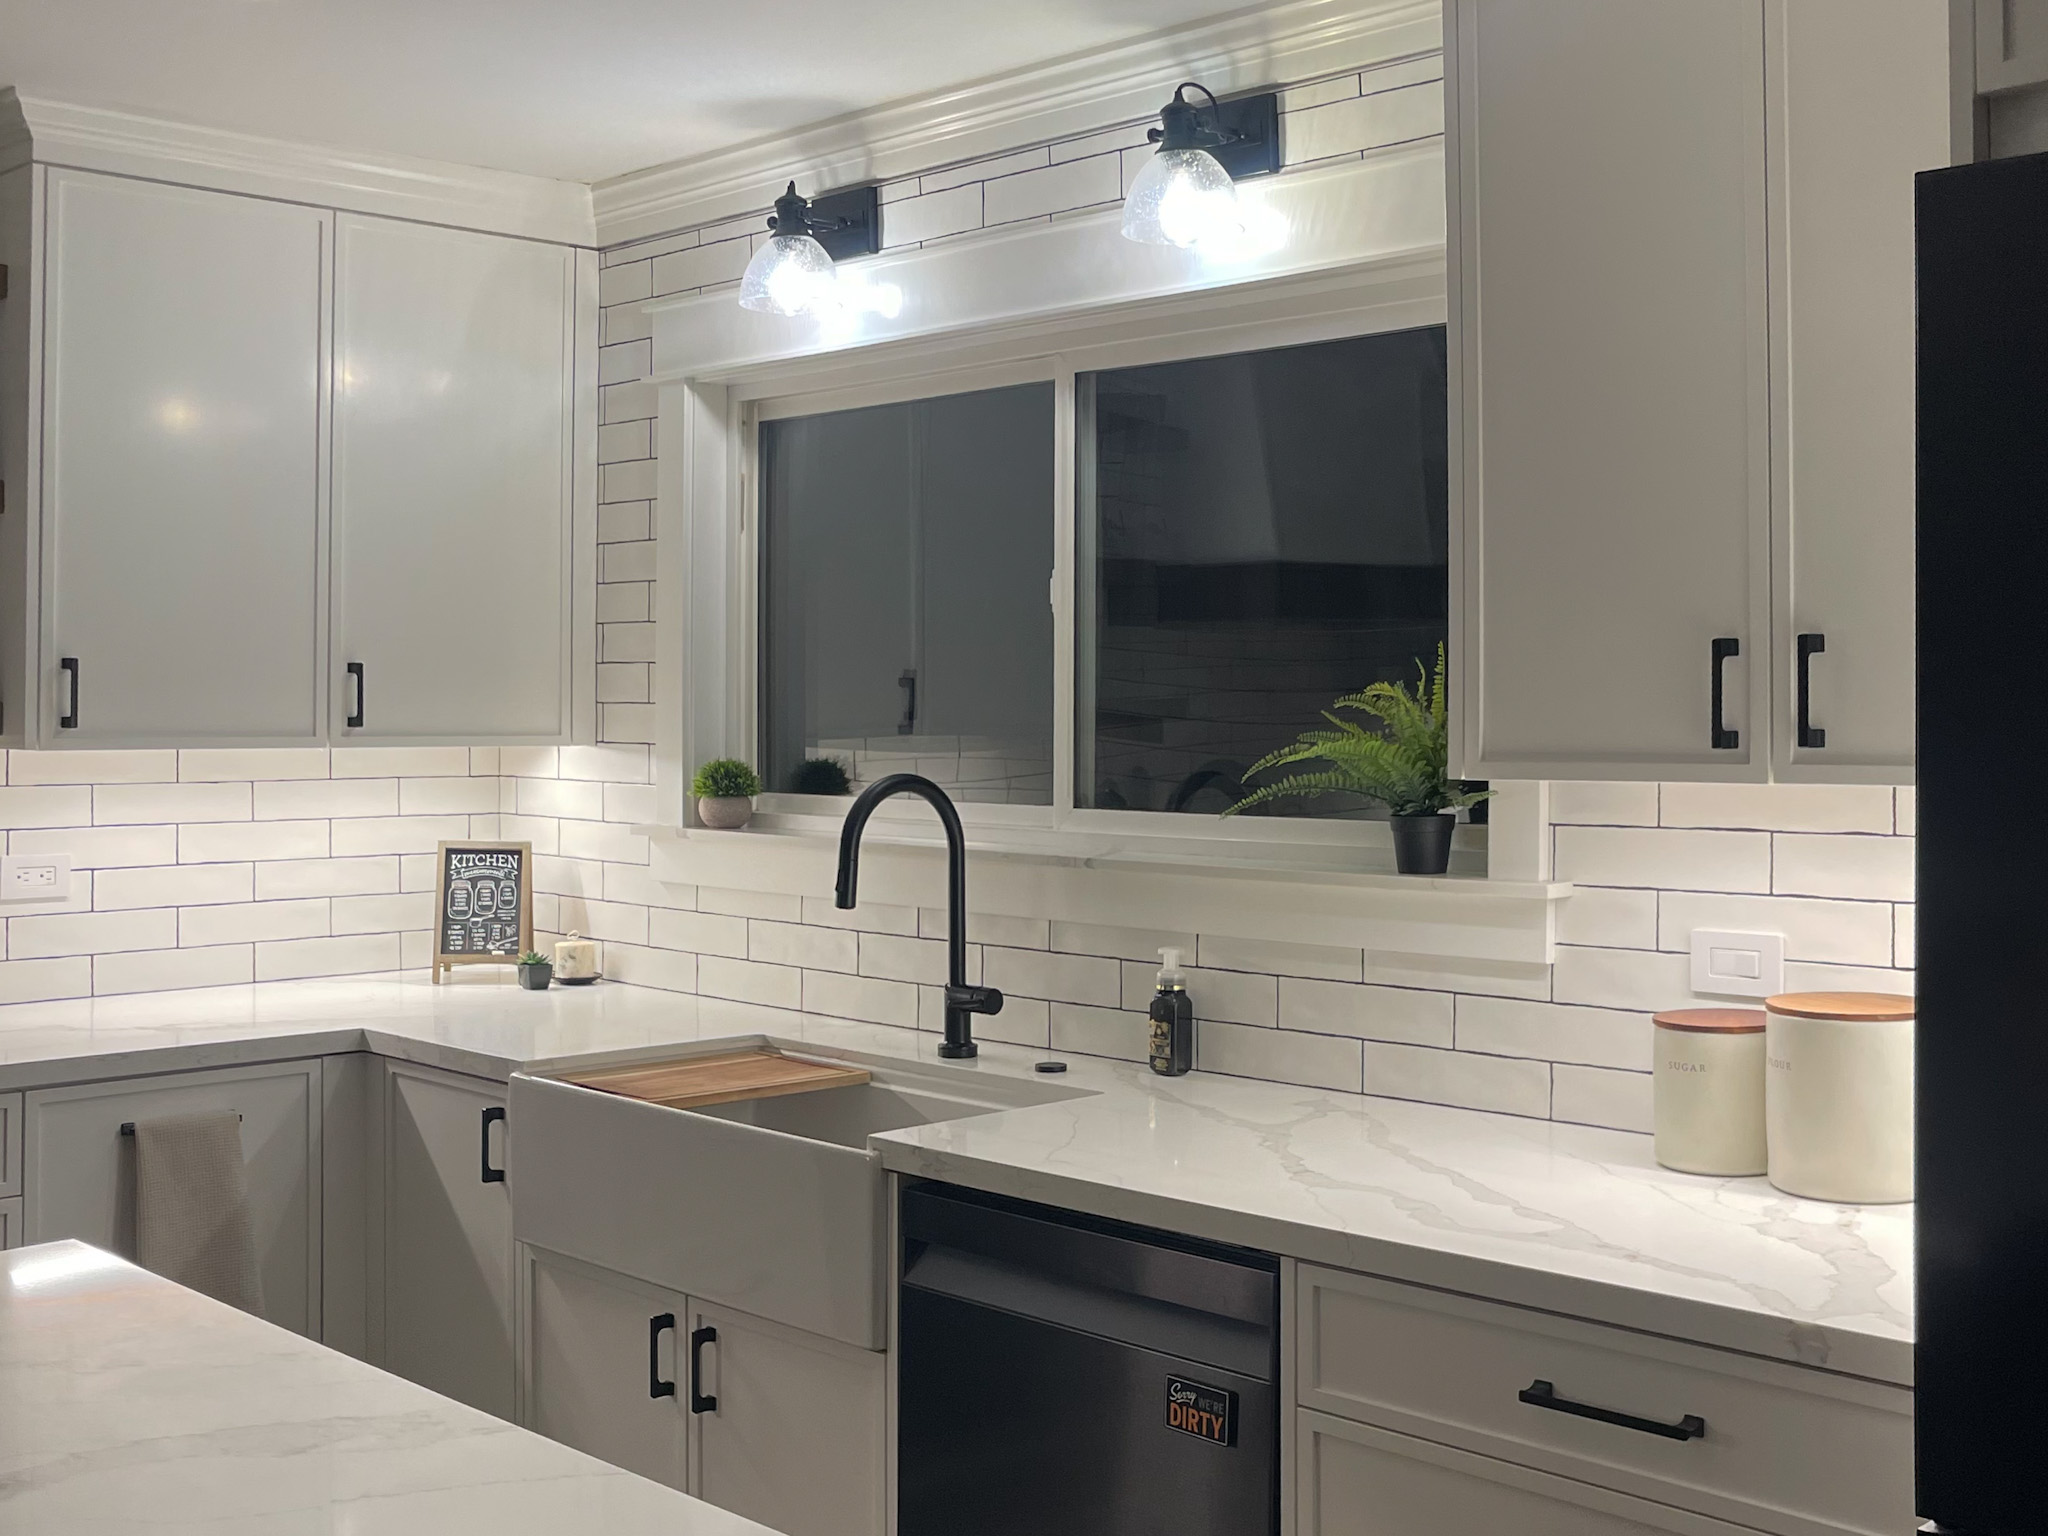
[0,955,92,1003]
[8,750,176,785]
[1551,1065,1653,1133]
[881,183,983,247]
[802,968,918,1027]
[1050,1002,1148,1062]
[397,777,500,816]
[1195,935,1362,983]
[96,781,250,825]
[329,816,470,858]
[1365,1041,1551,1117]
[255,778,397,820]
[922,146,1049,193]
[1779,960,1915,996]
[95,862,253,911]
[177,748,327,782]
[1454,996,1651,1071]
[1554,825,1771,893]
[179,899,328,947]
[1284,80,1441,163]
[650,237,752,296]
[598,583,652,624]
[801,895,917,935]
[1052,921,1198,964]
[13,824,180,869]
[648,907,749,959]
[920,908,1048,948]
[1772,833,1914,902]
[495,816,561,856]
[94,943,253,996]
[1279,73,1363,111]
[1895,904,1915,969]
[750,918,857,973]
[255,933,400,982]
[1549,782,1659,826]
[332,747,472,779]
[1659,782,1894,834]
[11,908,177,959]
[560,744,651,784]
[559,818,649,865]
[598,861,693,910]
[519,778,606,820]
[1201,1022,1361,1092]
[1120,962,1276,1027]
[1363,952,1551,1001]
[858,931,958,986]
[698,955,800,1008]
[1552,945,1696,1013]
[554,897,650,946]
[1279,979,1453,1046]
[1895,787,1916,836]
[983,947,1120,1007]
[1555,886,1659,950]
[983,154,1121,225]
[0,786,94,829]
[603,942,697,994]
[696,886,799,920]
[1656,890,1895,968]
[331,892,436,936]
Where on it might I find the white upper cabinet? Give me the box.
[1768,0,1949,781]
[331,215,577,743]
[1451,0,1946,784]
[41,171,330,744]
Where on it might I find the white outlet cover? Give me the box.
[0,853,73,903]
[1689,928,1784,999]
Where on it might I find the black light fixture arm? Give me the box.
[1152,82,1243,153]
[767,180,851,240]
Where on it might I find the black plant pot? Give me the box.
[518,962,553,991]
[1390,812,1456,875]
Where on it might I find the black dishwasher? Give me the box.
[898,1181,1279,1535]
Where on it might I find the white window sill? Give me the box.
[638,816,1572,966]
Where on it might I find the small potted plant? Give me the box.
[1223,645,1490,875]
[692,758,762,829]
[792,755,853,795]
[516,949,553,990]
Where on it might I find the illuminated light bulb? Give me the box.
[740,232,838,317]
[1122,146,1243,249]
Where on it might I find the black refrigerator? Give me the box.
[1916,150,2048,1534]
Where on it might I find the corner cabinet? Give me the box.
[0,166,597,748]
[1449,0,1949,784]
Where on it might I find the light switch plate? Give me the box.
[1689,929,1784,999]
[0,854,72,903]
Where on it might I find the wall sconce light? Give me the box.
[1122,83,1282,250]
[739,180,883,316]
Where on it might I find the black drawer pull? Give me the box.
[649,1313,677,1399]
[690,1325,718,1414]
[478,1105,506,1183]
[1709,638,1740,750]
[346,662,365,729]
[1796,633,1826,749]
[1519,1379,1704,1442]
[58,657,78,730]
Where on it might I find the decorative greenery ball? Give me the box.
[792,756,852,795]
[692,758,762,799]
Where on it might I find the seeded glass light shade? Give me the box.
[1121,146,1243,248]
[739,232,837,316]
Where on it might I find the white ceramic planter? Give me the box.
[1653,1008,1767,1176]
[696,795,754,830]
[1764,991,1915,1204]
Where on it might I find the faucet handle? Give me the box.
[945,983,1004,1017]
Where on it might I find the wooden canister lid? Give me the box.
[1763,991,1915,1022]
[1653,1008,1766,1034]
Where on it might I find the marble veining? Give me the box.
[0,1241,779,1533]
[0,971,1912,1386]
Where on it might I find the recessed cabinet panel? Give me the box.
[1769,0,1947,782]
[333,215,573,742]
[42,171,328,743]
[1451,1,1770,780]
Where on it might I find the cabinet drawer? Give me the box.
[0,1092,19,1198]
[1297,1265,1909,1536]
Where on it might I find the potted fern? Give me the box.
[1224,646,1489,875]
[692,758,762,829]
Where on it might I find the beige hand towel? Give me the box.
[133,1111,265,1316]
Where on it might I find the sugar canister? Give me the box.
[1764,991,1915,1204]
[1653,1008,1767,1176]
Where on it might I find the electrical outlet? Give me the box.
[1689,928,1784,999]
[1,854,72,903]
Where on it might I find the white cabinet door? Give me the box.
[1450,1,1771,781]
[690,1298,887,1536]
[376,1061,513,1417]
[41,170,328,745]
[1302,1411,1747,1536]
[331,214,575,743]
[1767,0,1948,782]
[522,1245,688,1492]
[21,1059,322,1333]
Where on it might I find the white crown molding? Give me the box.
[594,0,1440,248]
[0,89,594,245]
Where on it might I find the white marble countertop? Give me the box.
[0,1240,781,1534]
[0,972,1913,1387]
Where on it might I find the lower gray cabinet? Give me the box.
[520,1244,886,1536]
[20,1059,322,1334]
[372,1060,513,1417]
[0,1195,22,1250]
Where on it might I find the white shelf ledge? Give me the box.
[640,823,1571,967]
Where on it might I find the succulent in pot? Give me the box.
[516,949,553,990]
[1223,645,1490,875]
[692,758,762,829]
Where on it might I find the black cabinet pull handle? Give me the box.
[58,657,78,730]
[1709,638,1740,750]
[346,662,365,729]
[479,1105,506,1183]
[1519,1379,1705,1442]
[649,1313,677,1399]
[1796,633,1826,749]
[689,1325,718,1414]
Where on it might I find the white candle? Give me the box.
[553,931,599,980]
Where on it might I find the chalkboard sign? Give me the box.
[433,840,534,981]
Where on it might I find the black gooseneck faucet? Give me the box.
[835,773,1002,1059]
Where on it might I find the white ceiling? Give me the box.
[0,0,1265,185]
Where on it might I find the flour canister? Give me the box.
[1764,991,1915,1204]
[1653,1009,1767,1176]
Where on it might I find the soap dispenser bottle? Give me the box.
[1149,947,1194,1076]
